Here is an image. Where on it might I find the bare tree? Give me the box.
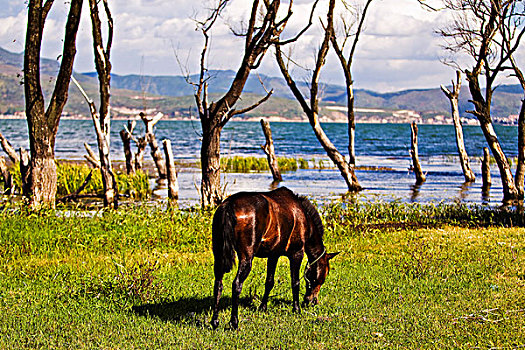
[440,71,475,182]
[275,0,361,192]
[260,119,282,182]
[87,0,118,208]
[499,7,525,197]
[410,121,426,184]
[440,0,525,200]
[330,0,374,167]
[70,0,117,208]
[24,0,83,207]
[192,0,303,207]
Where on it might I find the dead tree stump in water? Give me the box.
[140,112,167,179]
[260,119,282,182]
[410,122,426,184]
[162,139,179,200]
[119,120,136,175]
[482,147,491,192]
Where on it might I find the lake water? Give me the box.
[0,119,519,206]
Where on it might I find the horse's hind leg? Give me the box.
[210,276,223,329]
[259,256,278,312]
[211,256,226,329]
[230,258,252,330]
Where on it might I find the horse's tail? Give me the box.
[212,202,236,276]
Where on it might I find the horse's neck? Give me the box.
[305,235,325,262]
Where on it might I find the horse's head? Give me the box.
[303,251,339,306]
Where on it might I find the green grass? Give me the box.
[0,202,524,348]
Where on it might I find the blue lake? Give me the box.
[0,119,519,206]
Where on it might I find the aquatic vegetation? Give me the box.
[3,161,151,199]
[221,156,300,172]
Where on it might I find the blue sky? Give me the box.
[0,0,482,92]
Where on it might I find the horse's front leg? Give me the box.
[230,258,253,329]
[259,256,279,312]
[289,251,304,313]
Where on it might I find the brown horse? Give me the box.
[210,187,338,329]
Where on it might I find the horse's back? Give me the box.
[219,187,308,257]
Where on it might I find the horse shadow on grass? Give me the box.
[131,295,293,326]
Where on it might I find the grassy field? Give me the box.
[0,201,524,349]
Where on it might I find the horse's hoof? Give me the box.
[303,297,318,308]
[211,319,219,329]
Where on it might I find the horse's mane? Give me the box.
[297,195,324,238]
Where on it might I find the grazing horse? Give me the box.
[210,187,338,329]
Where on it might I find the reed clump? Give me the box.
[221,156,301,172]
[4,161,151,199]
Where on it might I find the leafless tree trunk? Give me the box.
[482,147,491,192]
[140,112,167,179]
[0,132,19,164]
[19,148,31,199]
[192,0,303,207]
[134,136,147,171]
[440,0,525,201]
[24,0,83,208]
[75,0,119,208]
[502,35,525,198]
[275,0,361,192]
[330,0,374,167]
[410,121,426,184]
[440,71,475,182]
[0,157,13,195]
[260,119,282,182]
[467,70,517,200]
[162,139,179,200]
[120,120,136,174]
[515,99,525,197]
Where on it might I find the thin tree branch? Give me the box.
[277,0,320,45]
[224,90,274,124]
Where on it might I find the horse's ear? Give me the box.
[327,252,340,260]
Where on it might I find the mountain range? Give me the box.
[0,46,523,122]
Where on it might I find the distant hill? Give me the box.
[1,46,524,121]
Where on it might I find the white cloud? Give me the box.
[0,9,26,53]
[0,0,499,92]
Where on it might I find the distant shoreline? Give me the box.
[0,114,491,126]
